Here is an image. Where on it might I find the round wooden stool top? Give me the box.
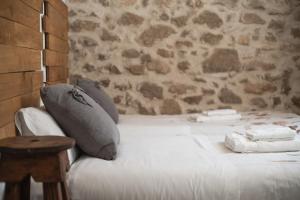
[0,136,75,155]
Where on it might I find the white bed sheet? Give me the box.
[1,111,300,200]
[68,111,300,200]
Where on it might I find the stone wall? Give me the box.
[67,0,300,115]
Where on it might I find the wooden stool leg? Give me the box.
[60,181,70,200]
[4,176,30,200]
[20,176,31,200]
[4,182,21,200]
[43,182,63,200]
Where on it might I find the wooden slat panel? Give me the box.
[45,2,68,25]
[45,34,69,53]
[0,71,42,102]
[45,0,68,18]
[44,50,68,67]
[0,44,41,74]
[0,91,40,128]
[0,0,40,31]
[46,66,68,82]
[0,72,33,101]
[0,0,43,140]
[66,67,69,79]
[45,80,67,85]
[0,123,16,140]
[43,16,68,41]
[0,17,42,50]
[43,0,69,88]
[19,0,42,12]
[32,71,43,90]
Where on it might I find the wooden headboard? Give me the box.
[43,0,69,85]
[0,0,69,139]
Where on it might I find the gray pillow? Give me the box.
[76,79,119,123]
[40,84,120,160]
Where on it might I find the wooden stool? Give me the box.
[0,136,75,200]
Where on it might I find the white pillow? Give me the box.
[15,107,79,164]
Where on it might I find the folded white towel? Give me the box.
[202,109,237,116]
[191,113,242,122]
[246,125,296,141]
[225,133,300,153]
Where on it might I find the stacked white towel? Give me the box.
[225,133,300,153]
[191,109,241,122]
[202,109,237,116]
[246,125,296,141]
[225,125,299,153]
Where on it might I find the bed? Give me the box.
[1,0,300,199]
[2,111,299,200]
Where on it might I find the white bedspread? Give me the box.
[68,111,300,200]
[2,111,300,200]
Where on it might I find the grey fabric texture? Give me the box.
[76,79,119,123]
[40,84,120,160]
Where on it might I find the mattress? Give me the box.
[1,111,300,200]
[68,111,300,200]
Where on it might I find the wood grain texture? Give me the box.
[0,136,75,154]
[32,71,43,90]
[43,0,69,86]
[0,123,16,140]
[46,66,68,82]
[0,136,73,200]
[4,176,31,200]
[45,34,69,53]
[20,176,31,200]
[0,17,42,50]
[3,182,21,200]
[44,50,68,67]
[19,0,42,12]
[0,90,40,128]
[45,80,68,85]
[0,72,34,101]
[60,181,70,200]
[0,0,44,139]
[0,151,69,183]
[0,71,42,102]
[44,183,63,200]
[45,2,68,26]
[0,44,41,74]
[43,16,68,41]
[0,0,40,31]
[45,0,68,18]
